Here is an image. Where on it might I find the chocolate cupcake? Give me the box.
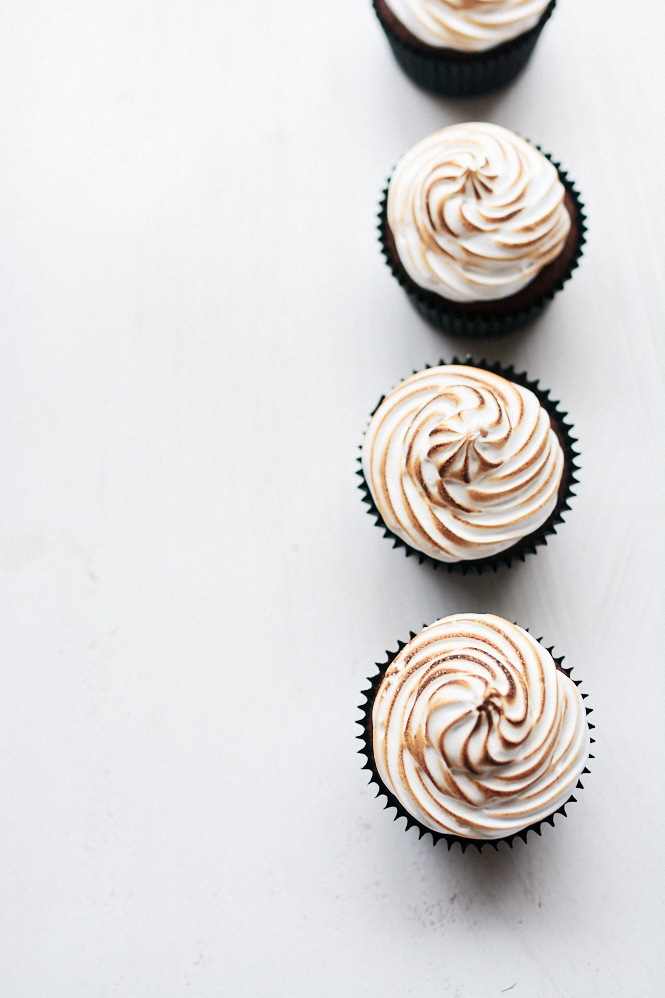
[358,359,579,573]
[358,613,593,851]
[380,122,586,337]
[373,0,556,96]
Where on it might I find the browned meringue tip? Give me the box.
[356,625,594,854]
[357,357,580,575]
[372,0,557,98]
[378,149,586,339]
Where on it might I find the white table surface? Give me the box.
[0,2,663,995]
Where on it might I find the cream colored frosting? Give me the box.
[387,122,571,303]
[383,0,551,52]
[372,614,589,840]
[362,364,564,562]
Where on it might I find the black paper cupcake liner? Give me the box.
[378,150,586,338]
[357,625,594,853]
[357,357,580,574]
[373,0,556,97]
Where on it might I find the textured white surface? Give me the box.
[0,1,663,995]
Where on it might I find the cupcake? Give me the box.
[380,122,586,337]
[373,0,556,96]
[359,359,578,573]
[358,613,593,851]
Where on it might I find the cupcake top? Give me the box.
[387,122,571,303]
[372,614,589,840]
[383,0,552,52]
[362,365,564,563]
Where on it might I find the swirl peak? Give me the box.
[387,122,571,303]
[372,614,590,839]
[362,365,564,562]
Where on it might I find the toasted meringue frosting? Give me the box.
[383,0,552,52]
[362,364,564,563]
[372,614,589,840]
[387,122,571,303]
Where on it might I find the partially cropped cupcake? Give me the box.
[380,122,585,337]
[359,613,593,850]
[359,360,578,572]
[373,0,556,96]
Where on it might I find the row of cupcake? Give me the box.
[357,2,592,852]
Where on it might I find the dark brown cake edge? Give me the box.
[378,151,587,337]
[374,0,557,62]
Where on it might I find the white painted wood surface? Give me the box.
[0,2,663,994]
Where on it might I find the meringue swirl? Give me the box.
[387,122,571,303]
[372,614,589,840]
[362,365,564,562]
[383,0,552,52]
